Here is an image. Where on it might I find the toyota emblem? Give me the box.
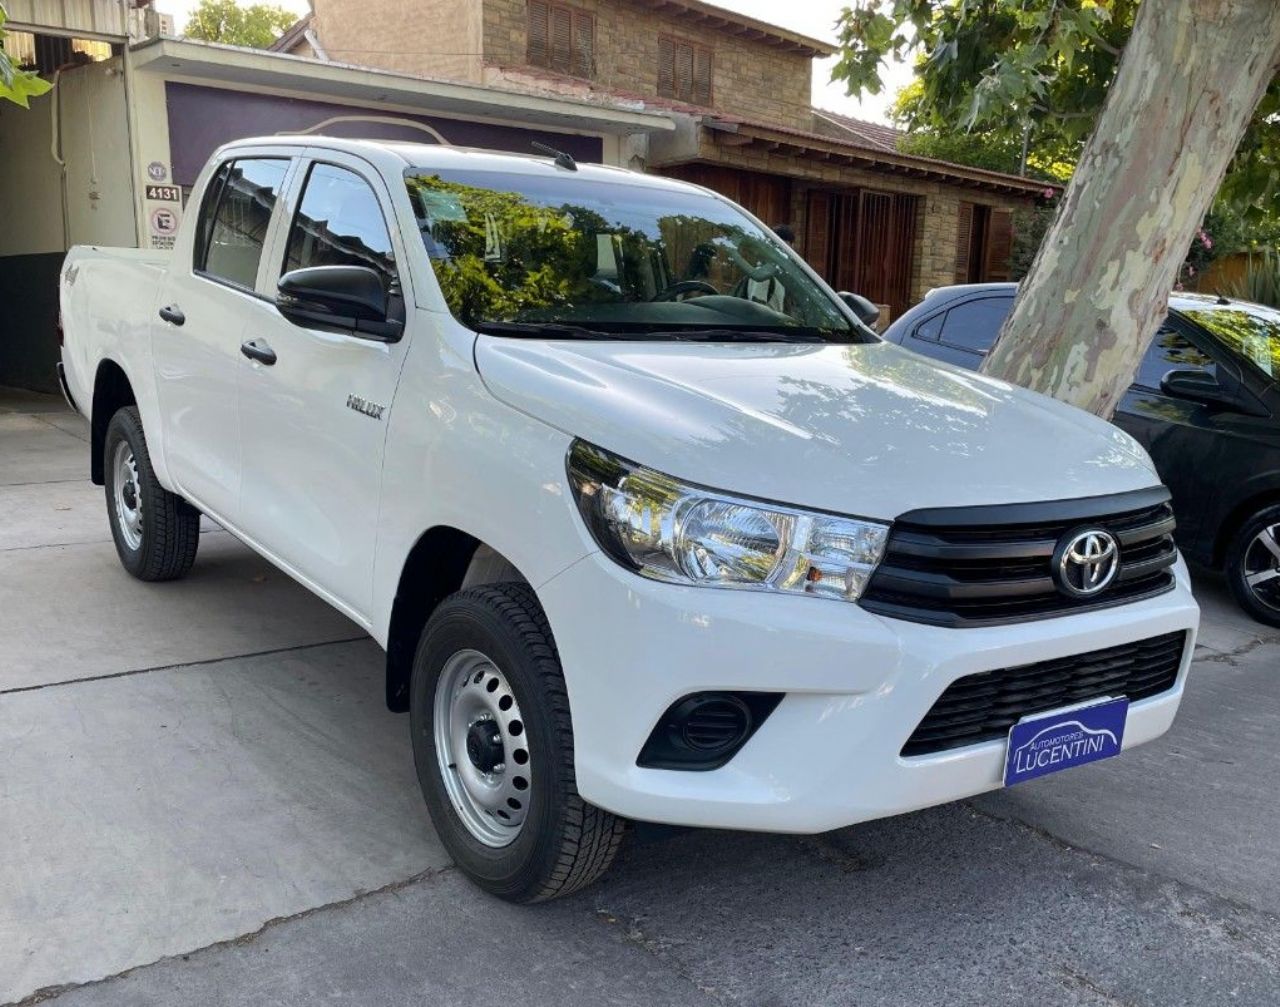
[1053,527,1120,597]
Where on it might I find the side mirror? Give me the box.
[1159,368,1240,408]
[277,265,402,341]
[839,291,883,328]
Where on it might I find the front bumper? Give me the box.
[537,551,1199,833]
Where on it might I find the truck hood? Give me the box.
[474,337,1159,520]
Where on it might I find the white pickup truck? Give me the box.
[60,137,1199,902]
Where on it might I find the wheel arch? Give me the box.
[1214,486,1280,566]
[90,358,136,486]
[384,527,530,712]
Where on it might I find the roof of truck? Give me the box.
[218,135,703,194]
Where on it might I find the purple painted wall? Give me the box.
[165,82,605,186]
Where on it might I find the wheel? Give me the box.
[1225,503,1280,628]
[103,406,200,581]
[410,583,626,903]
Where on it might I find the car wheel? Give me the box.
[1225,503,1280,628]
[410,582,626,903]
[104,406,200,581]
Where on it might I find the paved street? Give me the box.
[2,386,1278,1007]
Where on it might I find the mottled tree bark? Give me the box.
[980,0,1280,418]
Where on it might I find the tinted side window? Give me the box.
[937,297,1013,353]
[284,163,396,290]
[1135,327,1216,391]
[198,158,290,290]
[913,310,945,342]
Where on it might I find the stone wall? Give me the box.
[481,0,812,127]
[311,0,486,83]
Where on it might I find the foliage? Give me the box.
[1009,202,1054,281]
[183,0,297,49]
[408,175,622,326]
[891,82,1076,182]
[833,0,1280,219]
[1230,249,1280,309]
[0,2,53,107]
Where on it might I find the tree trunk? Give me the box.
[980,0,1280,418]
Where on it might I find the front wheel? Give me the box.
[1225,503,1280,628]
[410,583,626,902]
[104,406,200,581]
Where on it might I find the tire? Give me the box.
[103,406,200,581]
[410,583,626,903]
[1224,503,1280,629]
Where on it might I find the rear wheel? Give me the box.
[104,406,200,581]
[410,583,626,902]
[1225,503,1280,628]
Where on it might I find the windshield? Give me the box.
[1182,302,1280,380]
[403,167,860,341]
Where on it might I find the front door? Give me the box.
[152,156,292,523]
[235,154,412,621]
[1115,323,1228,549]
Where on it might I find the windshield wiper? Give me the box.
[474,321,615,340]
[642,328,845,344]
[475,322,853,344]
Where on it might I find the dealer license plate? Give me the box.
[1003,697,1129,787]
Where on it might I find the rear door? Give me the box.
[235,152,413,621]
[152,154,293,524]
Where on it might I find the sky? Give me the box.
[153,0,915,125]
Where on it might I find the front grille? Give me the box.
[901,631,1187,757]
[860,487,1178,627]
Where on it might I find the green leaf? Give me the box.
[0,69,52,108]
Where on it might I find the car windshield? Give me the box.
[403,167,860,341]
[1181,301,1280,380]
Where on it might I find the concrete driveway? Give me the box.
[2,387,1278,1006]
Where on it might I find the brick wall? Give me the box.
[311,0,486,83]
[482,0,813,128]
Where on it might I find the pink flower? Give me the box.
[1042,187,1055,199]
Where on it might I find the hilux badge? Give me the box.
[346,394,385,420]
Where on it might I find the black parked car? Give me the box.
[884,283,1280,627]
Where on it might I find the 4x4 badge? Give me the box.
[346,394,385,420]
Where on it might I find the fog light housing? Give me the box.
[637,691,783,771]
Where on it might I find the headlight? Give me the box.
[567,440,889,602]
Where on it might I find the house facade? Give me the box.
[284,0,1053,322]
[0,2,672,391]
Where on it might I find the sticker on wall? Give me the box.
[146,161,169,182]
[149,205,180,250]
[145,184,182,202]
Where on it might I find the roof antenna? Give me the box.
[532,141,578,172]
[1215,290,1231,305]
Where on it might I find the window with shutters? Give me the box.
[657,36,712,105]
[954,202,1014,284]
[527,1,595,79]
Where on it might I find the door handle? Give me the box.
[158,304,185,326]
[240,338,277,366]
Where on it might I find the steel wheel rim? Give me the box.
[1243,523,1280,611]
[111,440,143,552]
[433,649,531,848]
